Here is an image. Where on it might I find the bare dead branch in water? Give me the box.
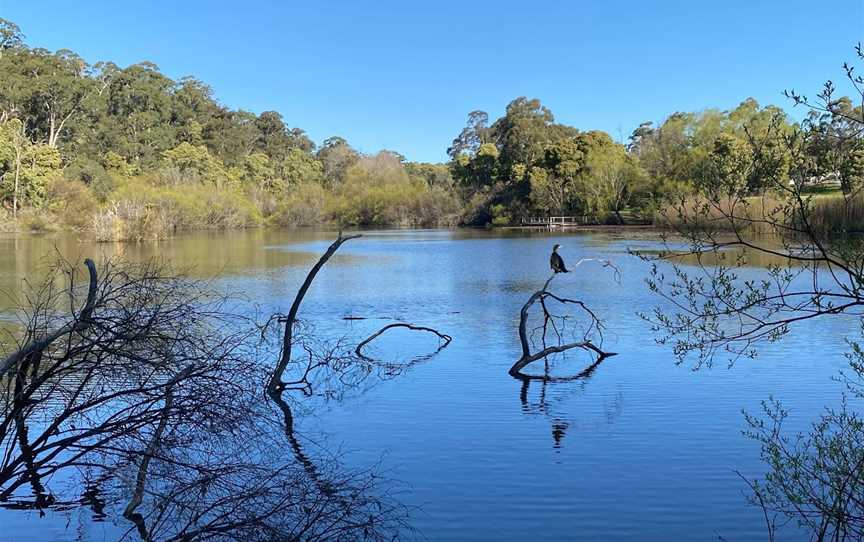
[267,232,361,434]
[509,270,616,381]
[261,232,456,528]
[267,233,453,431]
[355,323,452,361]
[0,258,98,379]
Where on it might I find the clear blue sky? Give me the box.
[3,1,863,162]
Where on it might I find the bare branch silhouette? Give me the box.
[509,267,617,381]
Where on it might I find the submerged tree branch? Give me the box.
[267,232,361,434]
[354,323,452,362]
[0,258,98,379]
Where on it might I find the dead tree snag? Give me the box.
[509,264,618,381]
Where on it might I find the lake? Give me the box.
[0,228,855,541]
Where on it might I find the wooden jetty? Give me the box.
[520,216,592,229]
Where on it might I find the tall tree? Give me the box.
[447,110,489,159]
[0,18,23,51]
[317,136,359,187]
[490,97,556,183]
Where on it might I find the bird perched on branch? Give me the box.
[550,244,568,273]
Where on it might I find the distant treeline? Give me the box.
[0,18,861,240]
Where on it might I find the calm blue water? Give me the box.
[0,229,856,541]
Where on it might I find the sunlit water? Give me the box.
[0,228,856,541]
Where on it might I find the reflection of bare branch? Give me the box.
[123,365,192,541]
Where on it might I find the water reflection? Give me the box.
[631,234,815,269]
[518,355,622,452]
[0,227,845,541]
[0,229,369,309]
[0,254,414,542]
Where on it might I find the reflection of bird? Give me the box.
[550,244,568,273]
[552,420,569,448]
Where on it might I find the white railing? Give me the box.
[521,216,589,227]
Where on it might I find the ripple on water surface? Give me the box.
[1,228,845,541]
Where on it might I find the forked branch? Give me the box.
[509,272,616,380]
[267,232,360,433]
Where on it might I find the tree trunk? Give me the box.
[12,143,20,220]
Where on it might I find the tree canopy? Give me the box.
[0,16,847,234]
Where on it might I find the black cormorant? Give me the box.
[550,244,568,273]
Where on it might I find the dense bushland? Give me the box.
[1,17,862,239]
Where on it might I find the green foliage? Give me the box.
[452,143,499,193]
[93,178,261,242]
[0,18,24,50]
[64,156,115,202]
[698,133,750,196]
[0,120,61,210]
[317,136,359,187]
[330,152,456,227]
[582,144,648,223]
[449,97,668,224]
[281,148,324,187]
[489,204,511,226]
[47,177,98,229]
[405,162,453,188]
[839,140,864,194]
[161,142,234,186]
[0,16,851,236]
[268,182,329,227]
[744,396,864,541]
[241,152,275,187]
[101,151,135,177]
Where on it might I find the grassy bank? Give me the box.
[655,190,864,236]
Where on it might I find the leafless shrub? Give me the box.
[0,256,411,541]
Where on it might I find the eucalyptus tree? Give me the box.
[490,97,557,184]
[100,62,178,167]
[583,140,648,224]
[447,109,490,159]
[172,76,218,146]
[528,135,587,214]
[0,118,61,213]
[317,136,359,187]
[0,18,23,51]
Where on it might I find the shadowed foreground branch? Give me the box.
[641,47,864,541]
[0,257,409,541]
